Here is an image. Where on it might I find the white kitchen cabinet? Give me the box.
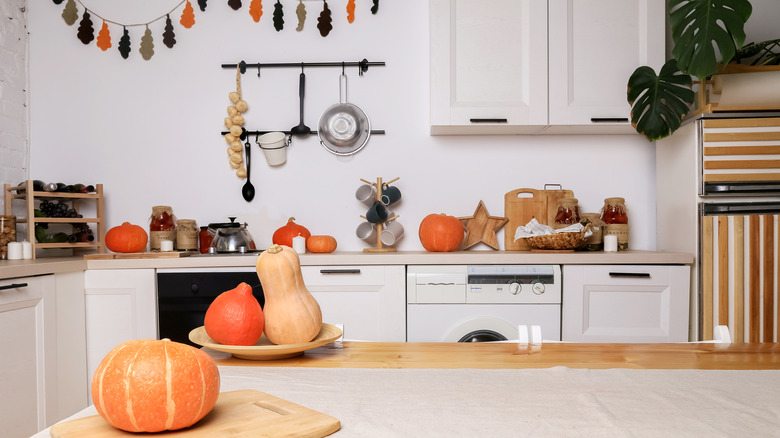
[562,265,690,342]
[301,265,406,341]
[0,275,56,438]
[84,269,156,388]
[430,0,664,135]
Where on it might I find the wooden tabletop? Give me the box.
[211,341,780,370]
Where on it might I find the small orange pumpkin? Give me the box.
[204,282,264,346]
[91,339,220,433]
[419,213,464,252]
[105,222,148,253]
[307,235,337,253]
[272,217,311,247]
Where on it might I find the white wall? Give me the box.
[22,0,776,252]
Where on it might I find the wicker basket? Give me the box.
[525,224,590,251]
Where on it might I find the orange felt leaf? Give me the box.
[249,0,263,22]
[346,0,355,23]
[96,21,111,51]
[180,0,195,28]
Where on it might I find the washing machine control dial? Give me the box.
[508,282,522,295]
[532,282,545,295]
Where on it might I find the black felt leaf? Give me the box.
[228,0,242,11]
[118,27,131,59]
[77,10,95,45]
[163,15,176,48]
[52,0,64,4]
[317,1,332,37]
[371,0,378,14]
[273,0,284,31]
[198,0,208,11]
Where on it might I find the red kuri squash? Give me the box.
[105,222,148,253]
[418,213,464,252]
[204,282,264,346]
[272,217,311,247]
[306,235,337,253]
[91,339,220,433]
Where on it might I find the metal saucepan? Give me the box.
[318,73,371,156]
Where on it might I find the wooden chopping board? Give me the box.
[83,251,191,260]
[504,187,575,251]
[49,390,341,438]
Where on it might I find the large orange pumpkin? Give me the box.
[419,213,464,252]
[91,339,220,433]
[105,222,148,253]
[204,282,264,346]
[272,217,311,247]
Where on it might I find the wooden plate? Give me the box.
[189,324,342,360]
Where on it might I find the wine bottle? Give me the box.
[55,183,68,192]
[70,184,95,193]
[32,180,46,191]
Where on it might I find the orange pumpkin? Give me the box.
[91,339,220,433]
[419,213,464,252]
[307,235,337,253]
[272,217,311,247]
[204,282,264,346]
[105,222,148,253]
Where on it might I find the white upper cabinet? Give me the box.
[430,0,549,134]
[430,0,664,135]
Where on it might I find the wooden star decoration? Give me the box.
[458,200,509,250]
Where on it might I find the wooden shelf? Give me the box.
[4,181,106,259]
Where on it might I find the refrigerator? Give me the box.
[657,112,780,342]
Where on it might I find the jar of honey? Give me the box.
[176,219,198,251]
[554,198,580,227]
[150,206,176,251]
[600,197,629,250]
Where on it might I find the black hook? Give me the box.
[301,62,304,74]
[342,61,345,75]
[239,60,247,74]
[359,58,369,76]
[257,62,261,77]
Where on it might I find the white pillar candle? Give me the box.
[292,235,306,254]
[160,239,174,252]
[21,241,33,259]
[603,234,618,252]
[7,242,22,260]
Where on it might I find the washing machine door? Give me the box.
[445,317,517,342]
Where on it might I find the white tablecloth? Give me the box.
[35,366,780,437]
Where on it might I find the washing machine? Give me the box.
[406,265,562,342]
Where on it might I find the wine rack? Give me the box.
[4,180,106,259]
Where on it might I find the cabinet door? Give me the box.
[562,265,690,342]
[0,276,56,438]
[430,0,548,134]
[84,269,156,389]
[301,266,405,341]
[547,0,664,133]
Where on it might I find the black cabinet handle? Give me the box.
[591,117,629,123]
[469,118,508,123]
[0,283,28,291]
[319,269,361,274]
[609,272,651,278]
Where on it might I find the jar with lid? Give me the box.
[199,226,213,254]
[176,219,198,251]
[0,215,17,260]
[554,198,580,227]
[149,206,176,251]
[600,197,629,250]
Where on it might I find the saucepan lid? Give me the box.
[318,73,371,156]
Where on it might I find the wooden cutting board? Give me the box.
[504,188,547,251]
[50,390,341,438]
[83,251,191,259]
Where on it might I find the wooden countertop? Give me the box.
[210,341,780,370]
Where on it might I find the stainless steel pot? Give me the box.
[208,217,255,253]
[318,73,371,156]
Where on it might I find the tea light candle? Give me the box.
[160,239,174,252]
[21,240,32,259]
[604,235,618,252]
[7,242,22,260]
[292,234,306,254]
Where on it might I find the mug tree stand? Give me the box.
[360,176,399,253]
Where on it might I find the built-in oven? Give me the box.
[156,268,263,346]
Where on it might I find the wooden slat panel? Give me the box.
[718,216,730,326]
[734,216,745,343]
[704,145,780,156]
[704,132,780,142]
[704,160,780,170]
[703,173,780,182]
[749,215,761,343]
[702,215,714,341]
[764,215,775,342]
[703,117,780,129]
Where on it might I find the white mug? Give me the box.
[380,220,404,246]
[355,221,377,245]
[355,184,377,206]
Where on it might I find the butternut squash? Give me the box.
[256,244,322,344]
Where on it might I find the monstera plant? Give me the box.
[627,0,753,141]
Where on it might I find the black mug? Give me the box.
[365,201,389,223]
[381,184,402,206]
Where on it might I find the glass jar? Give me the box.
[176,219,198,251]
[601,197,628,224]
[149,206,176,251]
[580,213,604,251]
[0,215,17,260]
[199,226,213,254]
[554,198,580,226]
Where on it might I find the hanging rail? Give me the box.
[222,59,385,76]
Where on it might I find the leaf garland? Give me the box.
[180,0,196,28]
[140,26,155,60]
[228,0,242,11]
[96,20,111,50]
[317,1,332,37]
[249,0,263,22]
[198,0,208,11]
[371,0,379,14]
[163,15,176,48]
[118,27,131,59]
[346,0,355,23]
[77,10,94,44]
[273,0,284,31]
[295,0,305,31]
[61,0,78,25]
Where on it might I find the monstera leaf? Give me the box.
[627,59,694,142]
[669,0,752,79]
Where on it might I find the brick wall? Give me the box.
[0,0,28,213]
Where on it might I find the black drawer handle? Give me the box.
[0,283,28,291]
[609,272,651,278]
[469,118,508,123]
[591,117,629,123]
[319,269,361,274]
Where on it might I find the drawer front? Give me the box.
[581,265,674,286]
[0,276,47,308]
[301,265,386,290]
